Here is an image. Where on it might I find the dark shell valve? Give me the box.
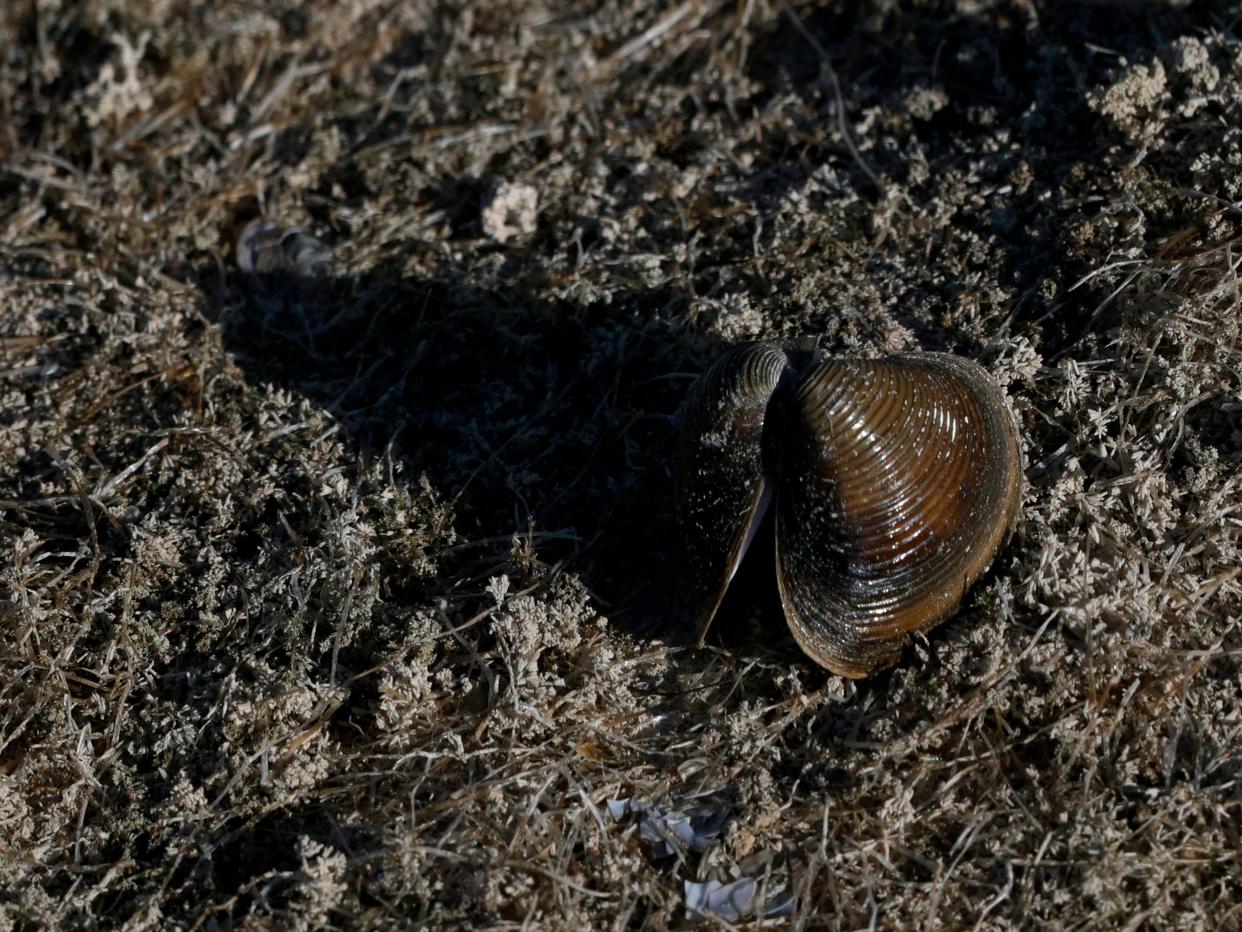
[676,343,1023,678]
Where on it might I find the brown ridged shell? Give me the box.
[677,344,1023,678]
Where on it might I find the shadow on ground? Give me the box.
[197,256,715,644]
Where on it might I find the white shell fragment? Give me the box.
[606,796,795,921]
[606,797,732,857]
[684,877,797,922]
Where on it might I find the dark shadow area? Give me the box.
[200,256,713,644]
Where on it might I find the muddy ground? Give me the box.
[1,0,1240,928]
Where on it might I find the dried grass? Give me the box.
[1,1,1240,928]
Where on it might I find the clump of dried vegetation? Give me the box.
[1,1,1240,928]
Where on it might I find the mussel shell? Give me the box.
[678,345,1023,678]
[775,353,1023,677]
[675,342,788,636]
